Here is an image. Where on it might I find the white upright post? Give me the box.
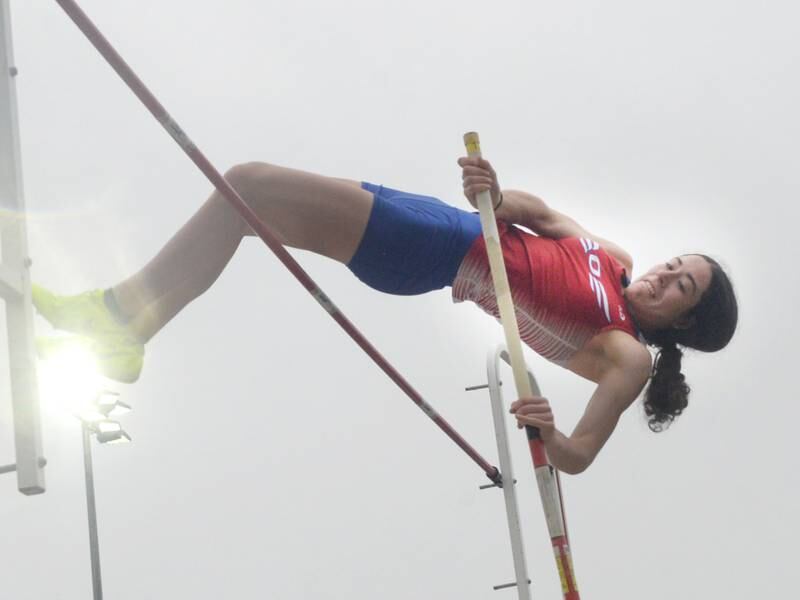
[0,0,45,495]
[485,345,532,600]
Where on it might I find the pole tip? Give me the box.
[463,131,482,157]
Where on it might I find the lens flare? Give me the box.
[37,337,104,418]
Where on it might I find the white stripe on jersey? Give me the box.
[597,279,611,322]
[584,239,611,323]
[580,238,599,252]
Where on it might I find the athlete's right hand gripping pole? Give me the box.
[463,132,580,600]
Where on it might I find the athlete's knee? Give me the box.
[221,162,292,239]
[224,161,276,193]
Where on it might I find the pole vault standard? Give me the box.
[52,0,500,485]
[464,132,580,599]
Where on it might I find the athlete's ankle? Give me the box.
[103,288,132,325]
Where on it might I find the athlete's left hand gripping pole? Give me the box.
[51,0,501,485]
[463,132,580,599]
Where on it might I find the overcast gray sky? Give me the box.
[2,1,798,598]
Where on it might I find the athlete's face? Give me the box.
[626,255,713,332]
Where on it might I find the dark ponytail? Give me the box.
[640,255,738,432]
[643,340,688,432]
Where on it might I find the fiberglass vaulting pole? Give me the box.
[52,0,500,485]
[463,132,581,599]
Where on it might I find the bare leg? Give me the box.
[112,162,373,342]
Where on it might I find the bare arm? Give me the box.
[511,332,651,474]
[457,157,633,272]
[546,360,649,473]
[499,189,634,273]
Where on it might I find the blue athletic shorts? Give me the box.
[347,182,482,295]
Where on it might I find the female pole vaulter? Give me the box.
[32,156,737,474]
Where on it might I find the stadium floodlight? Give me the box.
[96,392,131,419]
[95,429,132,445]
[74,392,131,424]
[93,420,131,445]
[76,409,108,424]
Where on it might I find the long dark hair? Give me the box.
[641,255,738,432]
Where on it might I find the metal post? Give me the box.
[82,424,103,600]
[0,457,47,475]
[485,346,532,600]
[1,0,46,496]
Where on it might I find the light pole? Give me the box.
[82,421,103,600]
[77,391,131,600]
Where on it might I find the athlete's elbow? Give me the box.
[557,442,597,475]
[560,459,591,475]
[502,189,549,227]
[554,453,593,475]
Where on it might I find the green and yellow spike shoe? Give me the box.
[35,333,144,384]
[31,284,118,336]
[31,284,144,384]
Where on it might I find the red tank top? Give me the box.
[452,223,641,367]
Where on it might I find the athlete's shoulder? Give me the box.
[568,329,649,383]
[598,239,633,274]
[597,329,651,376]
